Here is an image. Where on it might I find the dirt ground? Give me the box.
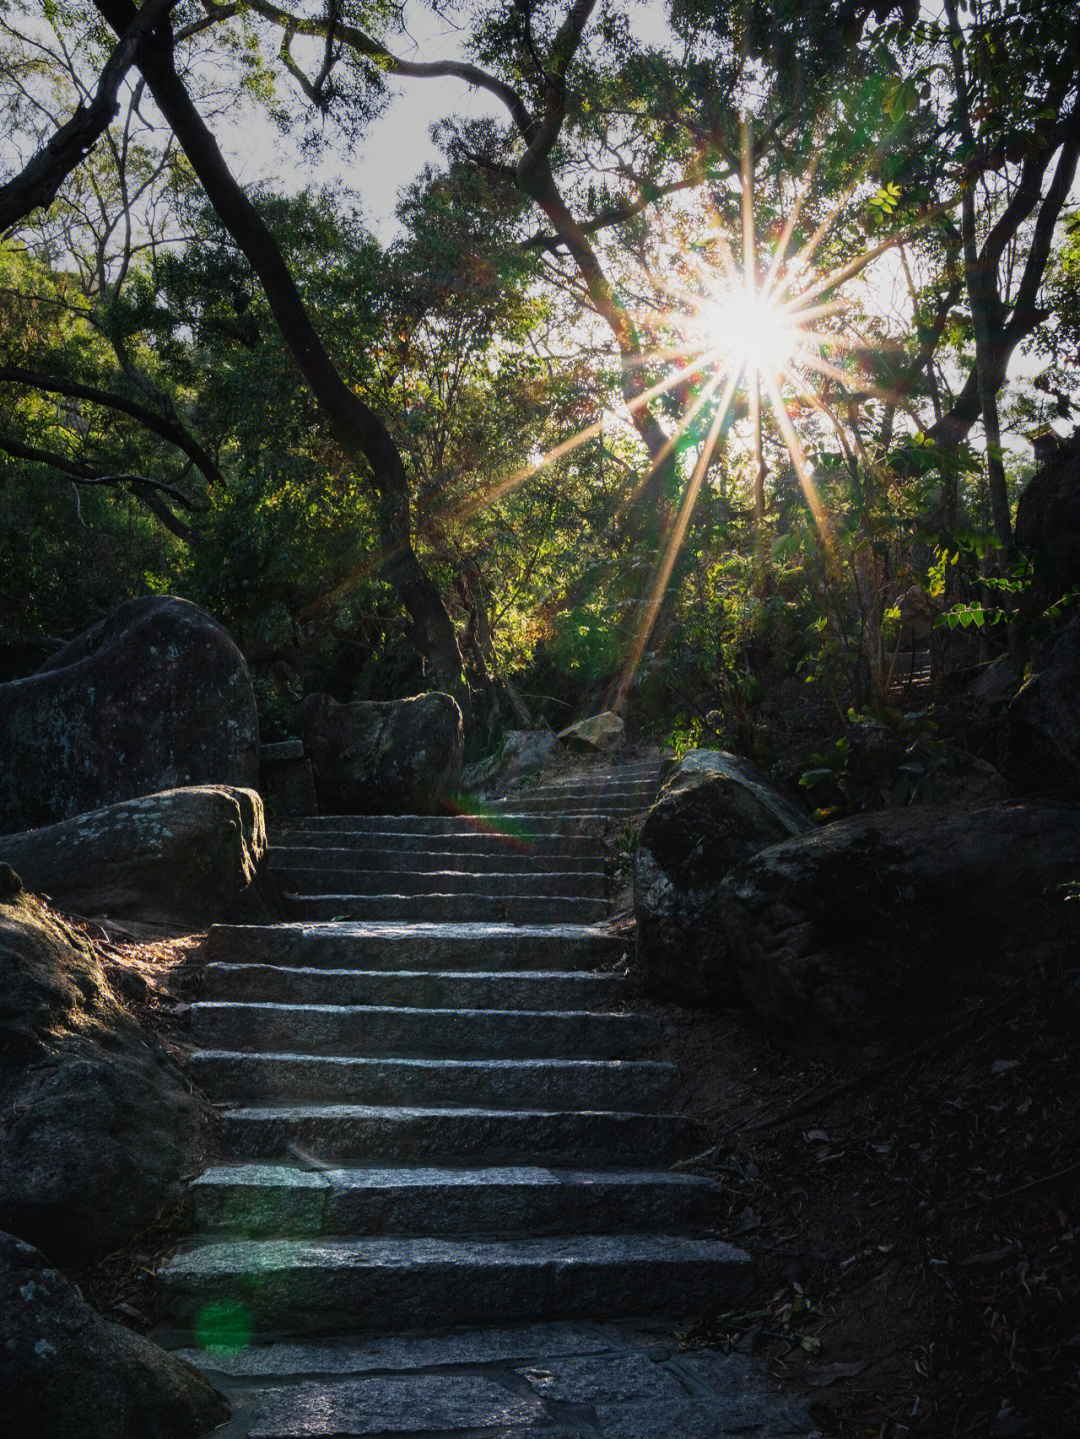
[629,946,1080,1438]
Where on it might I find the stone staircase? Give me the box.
[158,753,755,1428]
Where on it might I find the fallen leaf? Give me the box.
[808,1360,870,1386]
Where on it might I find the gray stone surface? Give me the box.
[269,844,606,874]
[634,749,812,1008]
[191,1164,719,1239]
[722,799,1080,1052]
[1,1231,227,1439]
[159,1235,752,1337]
[205,922,626,973]
[190,1001,658,1060]
[297,692,463,816]
[172,1322,617,1375]
[272,865,606,899]
[558,712,625,752]
[214,1103,701,1168]
[0,886,201,1265]
[201,964,627,1010]
[0,784,267,926]
[189,1051,676,1110]
[285,891,607,923]
[0,595,259,833]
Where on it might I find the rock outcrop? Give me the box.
[634,750,812,1007]
[1002,614,1080,802]
[297,692,463,814]
[460,728,557,794]
[0,871,203,1264]
[0,786,268,927]
[720,802,1080,1054]
[1,1231,227,1438]
[558,711,625,752]
[1015,430,1080,592]
[0,596,258,833]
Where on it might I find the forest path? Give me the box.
[156,753,805,1435]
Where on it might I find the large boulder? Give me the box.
[461,728,557,795]
[0,786,268,927]
[720,802,1080,1055]
[0,1231,227,1438]
[0,870,204,1264]
[1002,614,1080,801]
[1015,431,1080,593]
[634,750,812,1007]
[0,596,259,833]
[558,710,625,753]
[296,692,464,815]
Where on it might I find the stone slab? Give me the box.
[189,1051,676,1111]
[191,1163,720,1239]
[214,1104,702,1168]
[201,965,628,1011]
[189,1003,657,1060]
[271,867,606,899]
[284,893,607,924]
[268,845,606,874]
[205,924,626,973]
[170,1321,617,1375]
[158,1234,753,1337]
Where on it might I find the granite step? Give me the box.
[213,1104,701,1168]
[283,893,607,924]
[271,867,606,900]
[270,815,604,838]
[190,1164,720,1239]
[205,923,626,973]
[158,1233,751,1338]
[267,845,606,873]
[189,1003,658,1059]
[201,965,628,1010]
[188,1052,675,1109]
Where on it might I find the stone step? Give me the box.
[271,867,606,900]
[205,923,626,973]
[158,1233,751,1338]
[495,782,660,801]
[189,1051,677,1110]
[267,845,606,873]
[189,1003,658,1060]
[271,815,604,838]
[202,965,628,1010]
[190,1164,720,1239]
[283,893,607,924]
[213,1104,701,1168]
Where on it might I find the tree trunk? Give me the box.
[93,0,469,723]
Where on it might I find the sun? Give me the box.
[704,284,804,382]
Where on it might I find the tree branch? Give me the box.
[0,0,177,235]
[0,365,224,487]
[0,430,197,538]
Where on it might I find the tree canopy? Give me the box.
[2,0,1078,750]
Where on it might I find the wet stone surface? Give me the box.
[168,1321,813,1437]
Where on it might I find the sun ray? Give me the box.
[612,364,744,710]
[761,368,832,544]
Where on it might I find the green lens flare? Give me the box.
[195,1298,252,1355]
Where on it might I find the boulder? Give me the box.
[0,1231,227,1438]
[1002,614,1080,801]
[297,692,464,814]
[0,786,268,927]
[0,596,259,833]
[460,728,557,794]
[634,750,812,1007]
[0,877,204,1264]
[558,710,625,752]
[720,802,1080,1055]
[260,740,318,818]
[1015,431,1080,592]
